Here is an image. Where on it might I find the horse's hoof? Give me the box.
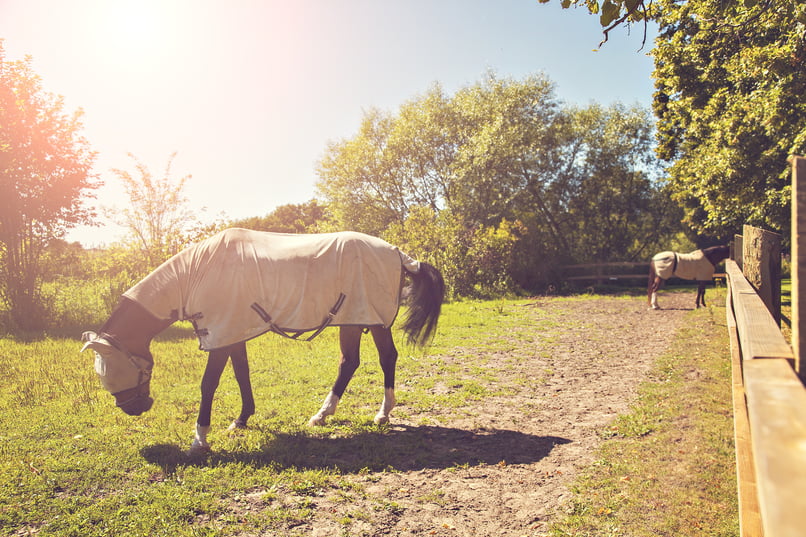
[188,442,211,454]
[308,415,326,427]
[227,420,248,431]
[374,414,390,425]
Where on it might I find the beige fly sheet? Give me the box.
[123,228,420,350]
[651,249,716,281]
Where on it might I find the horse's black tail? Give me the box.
[401,262,445,347]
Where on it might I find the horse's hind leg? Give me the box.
[370,326,398,425]
[228,341,255,430]
[649,277,663,310]
[308,326,363,426]
[192,348,230,451]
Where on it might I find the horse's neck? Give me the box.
[703,247,729,266]
[101,298,172,359]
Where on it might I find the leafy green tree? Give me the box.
[317,74,561,233]
[562,103,674,261]
[230,200,328,233]
[317,73,678,295]
[317,86,459,236]
[652,0,806,239]
[106,152,198,269]
[538,0,654,45]
[0,45,99,328]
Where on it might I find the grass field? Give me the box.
[0,292,739,536]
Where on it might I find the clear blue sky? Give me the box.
[0,0,657,246]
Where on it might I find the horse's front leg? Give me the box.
[696,281,707,308]
[191,348,229,451]
[370,326,398,425]
[228,341,255,430]
[308,326,363,426]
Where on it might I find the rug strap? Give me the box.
[250,292,347,342]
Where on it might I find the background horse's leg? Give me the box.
[308,326,363,426]
[191,348,229,451]
[228,341,255,430]
[649,277,663,309]
[370,326,398,425]
[696,281,707,308]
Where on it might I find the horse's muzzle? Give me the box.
[119,395,154,416]
[114,383,154,416]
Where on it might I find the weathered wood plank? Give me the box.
[791,155,806,380]
[726,260,793,364]
[743,358,806,537]
[726,285,764,537]
[742,225,782,323]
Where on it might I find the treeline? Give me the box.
[313,74,687,297]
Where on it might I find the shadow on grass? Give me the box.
[141,424,569,475]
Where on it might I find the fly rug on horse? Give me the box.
[81,228,445,451]
[647,245,729,310]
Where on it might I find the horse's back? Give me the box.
[124,228,414,350]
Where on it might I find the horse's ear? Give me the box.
[80,332,113,354]
[82,331,97,343]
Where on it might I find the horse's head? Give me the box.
[81,331,154,416]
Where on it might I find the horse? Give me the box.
[81,228,445,451]
[647,245,730,310]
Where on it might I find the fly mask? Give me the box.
[81,331,154,415]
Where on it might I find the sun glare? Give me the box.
[93,1,174,68]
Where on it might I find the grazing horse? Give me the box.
[81,228,445,451]
[647,245,730,309]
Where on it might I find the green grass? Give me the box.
[0,299,539,536]
[0,294,738,536]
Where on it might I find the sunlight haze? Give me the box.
[0,0,657,247]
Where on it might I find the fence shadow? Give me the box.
[141,424,570,476]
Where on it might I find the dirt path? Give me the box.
[300,292,694,536]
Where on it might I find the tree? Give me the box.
[106,152,197,269]
[317,73,677,294]
[317,86,458,236]
[652,0,806,239]
[0,45,99,328]
[538,0,655,46]
[229,200,328,233]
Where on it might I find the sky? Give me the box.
[0,0,657,247]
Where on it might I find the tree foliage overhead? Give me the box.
[652,0,806,238]
[0,44,99,328]
[317,73,679,295]
[539,0,655,45]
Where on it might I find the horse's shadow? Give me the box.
[141,424,570,475]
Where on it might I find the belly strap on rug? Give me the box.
[250,293,347,342]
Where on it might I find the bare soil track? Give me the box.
[275,291,695,536]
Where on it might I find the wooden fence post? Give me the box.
[742,225,782,324]
[734,235,743,269]
[791,155,806,380]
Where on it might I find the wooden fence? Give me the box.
[727,156,806,537]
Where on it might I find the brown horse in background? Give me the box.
[647,245,730,309]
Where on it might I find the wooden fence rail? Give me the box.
[727,156,806,537]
